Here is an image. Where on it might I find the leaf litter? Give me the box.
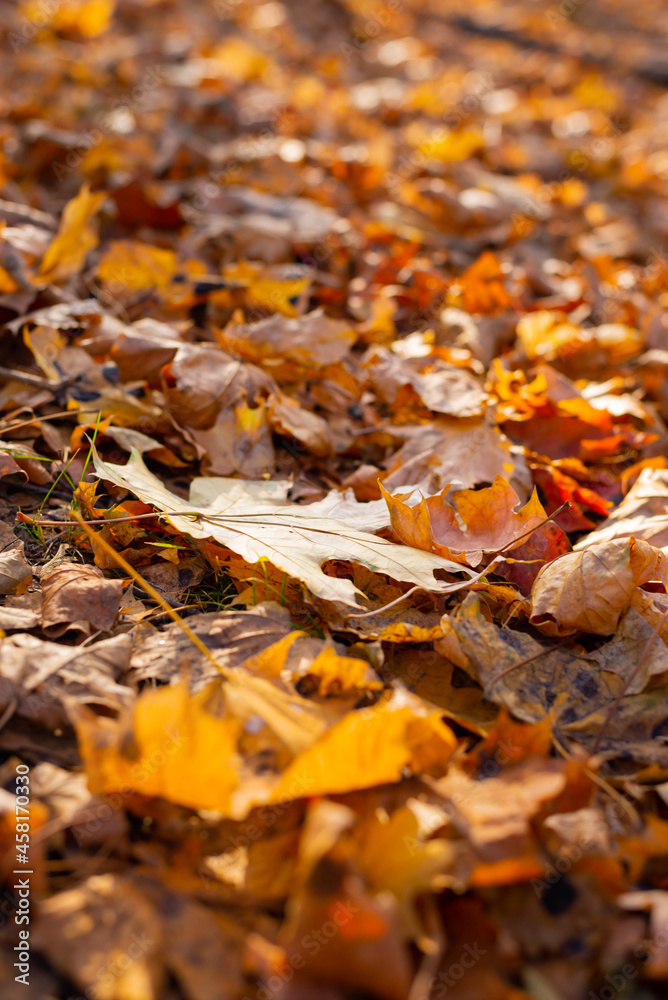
[2,1,668,999]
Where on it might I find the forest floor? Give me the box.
[2,1,668,999]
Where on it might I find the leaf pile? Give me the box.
[2,2,668,1000]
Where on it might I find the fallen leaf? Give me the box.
[218,309,356,371]
[0,523,32,595]
[97,239,178,293]
[530,537,668,636]
[381,476,547,567]
[74,681,241,814]
[268,391,332,458]
[458,250,512,314]
[448,592,618,726]
[433,757,568,863]
[92,449,478,606]
[364,347,489,420]
[380,417,521,496]
[574,467,668,553]
[39,184,106,283]
[0,633,132,730]
[40,560,123,636]
[271,689,457,801]
[129,603,297,688]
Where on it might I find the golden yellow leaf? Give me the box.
[75,681,241,813]
[271,691,457,801]
[223,262,311,317]
[51,0,115,36]
[39,185,106,283]
[0,264,18,293]
[293,646,382,696]
[98,240,177,293]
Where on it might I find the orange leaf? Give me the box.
[381,476,548,567]
[530,537,668,636]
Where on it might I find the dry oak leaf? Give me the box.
[0,633,132,731]
[530,537,668,636]
[380,475,547,567]
[0,523,32,595]
[267,390,332,457]
[92,450,477,606]
[38,184,106,283]
[574,467,668,553]
[218,308,356,370]
[448,592,618,726]
[40,560,123,637]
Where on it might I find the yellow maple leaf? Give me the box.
[98,239,178,292]
[271,692,456,801]
[75,681,241,813]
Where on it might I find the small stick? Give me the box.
[72,512,226,677]
[0,365,80,392]
[18,510,195,528]
[0,407,102,435]
[344,558,500,620]
[494,500,572,557]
